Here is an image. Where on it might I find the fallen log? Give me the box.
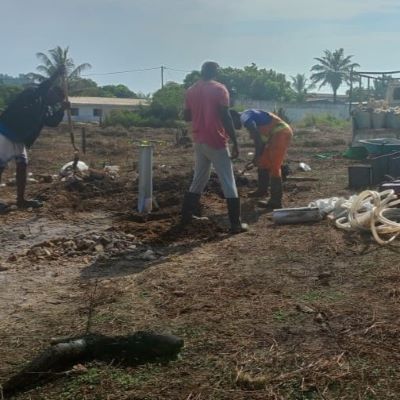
[1,331,183,398]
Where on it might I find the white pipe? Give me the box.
[138,144,153,213]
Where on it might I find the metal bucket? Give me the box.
[371,112,386,129]
[354,111,371,129]
[386,112,400,129]
[272,207,322,225]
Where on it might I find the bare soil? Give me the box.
[0,124,399,400]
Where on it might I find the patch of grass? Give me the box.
[298,113,350,129]
[302,138,346,147]
[60,364,162,399]
[174,325,204,339]
[91,313,114,324]
[301,290,345,303]
[273,309,289,322]
[138,290,150,299]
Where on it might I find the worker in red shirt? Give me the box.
[181,61,248,233]
[230,109,293,210]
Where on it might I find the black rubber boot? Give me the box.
[180,192,201,225]
[226,198,249,234]
[257,177,283,211]
[248,169,269,198]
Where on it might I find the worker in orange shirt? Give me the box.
[231,109,293,210]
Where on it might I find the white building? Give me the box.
[67,97,149,123]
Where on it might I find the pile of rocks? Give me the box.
[7,231,161,264]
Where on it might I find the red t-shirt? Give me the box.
[185,80,230,149]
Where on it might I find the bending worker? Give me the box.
[231,109,293,210]
[0,66,68,209]
[181,61,248,233]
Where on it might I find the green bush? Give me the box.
[104,82,185,128]
[298,113,350,129]
[103,109,180,128]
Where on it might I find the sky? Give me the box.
[2,0,400,94]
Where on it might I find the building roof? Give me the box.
[69,97,149,106]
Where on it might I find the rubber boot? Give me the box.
[257,177,283,210]
[248,169,269,198]
[180,192,201,225]
[226,198,249,234]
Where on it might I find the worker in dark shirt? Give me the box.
[0,67,69,209]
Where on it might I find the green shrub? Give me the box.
[104,109,180,128]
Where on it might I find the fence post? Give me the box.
[81,127,86,154]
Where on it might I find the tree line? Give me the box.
[0,46,390,126]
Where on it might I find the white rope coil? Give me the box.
[335,190,400,245]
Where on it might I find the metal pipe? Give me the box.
[138,144,153,213]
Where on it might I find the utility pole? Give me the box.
[348,66,354,116]
[161,65,165,89]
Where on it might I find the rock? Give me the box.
[314,313,325,323]
[76,239,95,251]
[63,240,77,251]
[99,236,112,246]
[296,304,316,314]
[43,248,52,257]
[141,249,157,261]
[29,247,46,257]
[105,242,116,250]
[37,174,53,183]
[94,244,105,253]
[128,245,137,250]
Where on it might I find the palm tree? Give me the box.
[291,73,313,102]
[310,48,359,103]
[29,46,91,83]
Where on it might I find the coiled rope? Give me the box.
[335,190,400,245]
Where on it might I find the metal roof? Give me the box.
[69,97,149,106]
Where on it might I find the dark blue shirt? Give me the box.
[240,109,273,127]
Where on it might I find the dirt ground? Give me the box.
[0,123,399,400]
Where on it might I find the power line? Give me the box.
[82,66,161,77]
[81,65,193,77]
[165,66,192,73]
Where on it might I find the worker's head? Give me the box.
[46,86,65,105]
[229,109,242,130]
[200,61,219,80]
